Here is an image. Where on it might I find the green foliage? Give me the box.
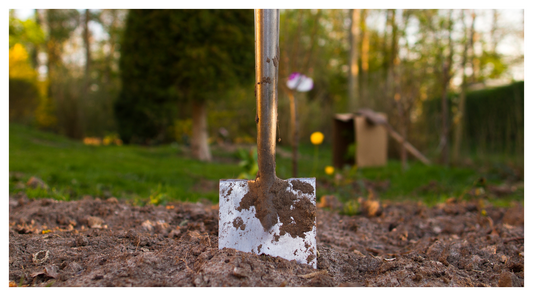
[340,199,359,216]
[45,9,80,44]
[173,119,192,145]
[479,51,508,80]
[236,147,258,179]
[464,81,523,155]
[24,186,70,201]
[9,11,45,49]
[9,79,40,124]
[279,9,349,115]
[115,9,254,144]
[207,87,256,144]
[423,81,524,157]
[149,184,169,206]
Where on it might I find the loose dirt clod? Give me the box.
[86,216,104,229]
[232,217,245,230]
[26,176,49,189]
[298,270,328,279]
[317,195,342,210]
[359,197,382,217]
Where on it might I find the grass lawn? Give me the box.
[9,124,242,203]
[9,124,523,207]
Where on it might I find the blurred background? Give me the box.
[9,9,524,209]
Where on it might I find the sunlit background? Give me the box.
[8,9,524,207]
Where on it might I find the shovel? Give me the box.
[218,9,317,268]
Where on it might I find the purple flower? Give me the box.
[287,72,313,92]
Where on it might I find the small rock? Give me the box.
[318,195,343,210]
[155,221,170,234]
[193,276,204,286]
[86,216,104,229]
[44,265,59,278]
[232,267,248,278]
[142,220,154,232]
[498,271,520,287]
[359,197,382,217]
[26,176,48,190]
[169,228,182,239]
[75,235,89,246]
[107,197,119,204]
[500,255,508,264]
[181,230,209,246]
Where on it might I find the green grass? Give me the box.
[9,124,242,203]
[9,124,523,207]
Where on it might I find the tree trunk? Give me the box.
[382,10,391,110]
[440,69,450,166]
[452,10,472,164]
[80,9,91,138]
[289,91,298,177]
[191,100,212,162]
[348,9,360,112]
[386,9,397,117]
[490,10,499,53]
[390,10,406,170]
[103,9,118,85]
[84,9,91,92]
[360,9,370,108]
[440,10,454,166]
[289,10,304,74]
[302,10,322,74]
[30,9,41,69]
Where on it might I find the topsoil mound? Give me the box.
[9,194,524,287]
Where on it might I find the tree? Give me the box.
[43,9,81,138]
[452,10,474,163]
[79,9,92,137]
[115,9,254,161]
[439,10,454,166]
[360,9,370,107]
[348,9,360,112]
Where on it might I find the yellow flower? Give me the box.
[325,166,334,175]
[103,136,113,146]
[310,132,324,145]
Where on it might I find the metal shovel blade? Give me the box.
[219,178,317,268]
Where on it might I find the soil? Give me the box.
[9,193,524,287]
[238,178,315,236]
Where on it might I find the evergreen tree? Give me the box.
[115,9,254,160]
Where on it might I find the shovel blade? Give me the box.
[219,178,317,268]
